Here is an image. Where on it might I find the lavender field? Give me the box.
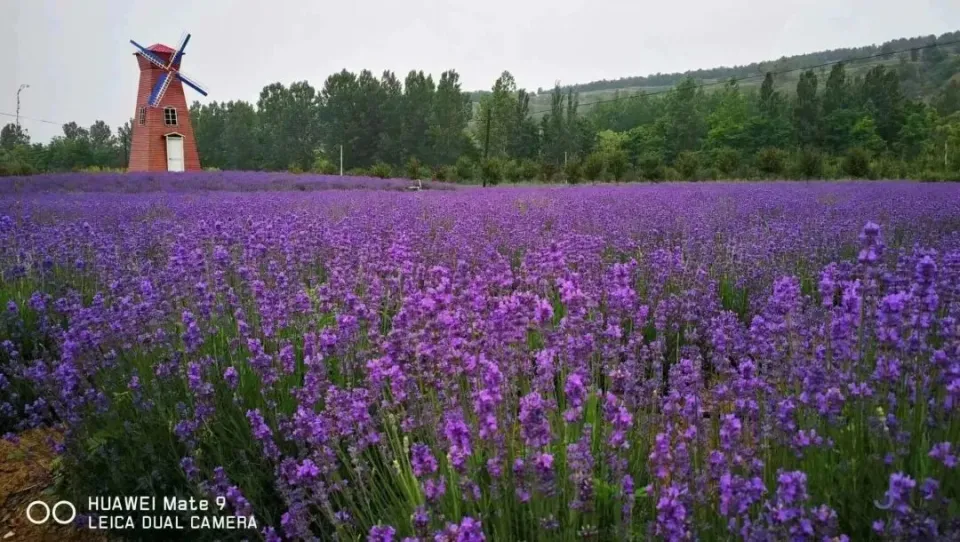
[1,177,959,541]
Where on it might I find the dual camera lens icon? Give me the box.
[26,501,77,525]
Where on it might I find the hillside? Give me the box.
[471,30,960,116]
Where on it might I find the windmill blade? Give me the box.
[168,33,191,68]
[130,40,168,69]
[148,72,173,106]
[176,71,208,96]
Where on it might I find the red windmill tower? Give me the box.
[128,34,208,172]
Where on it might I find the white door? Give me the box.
[166,136,185,172]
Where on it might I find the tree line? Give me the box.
[563,31,960,95]
[2,38,959,181]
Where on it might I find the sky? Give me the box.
[2,0,958,143]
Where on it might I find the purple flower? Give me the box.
[518,392,552,449]
[369,524,396,542]
[411,443,438,478]
[223,366,239,389]
[929,442,956,468]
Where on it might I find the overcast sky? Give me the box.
[2,0,958,142]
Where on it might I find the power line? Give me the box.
[0,111,62,126]
[469,38,960,123]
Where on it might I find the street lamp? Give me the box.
[16,84,30,132]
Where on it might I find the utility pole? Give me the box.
[482,107,492,188]
[16,84,29,135]
[340,144,343,176]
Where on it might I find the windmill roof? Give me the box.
[146,43,176,54]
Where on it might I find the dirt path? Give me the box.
[0,429,108,542]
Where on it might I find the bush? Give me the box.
[504,160,524,183]
[431,165,452,182]
[638,154,665,181]
[346,167,369,176]
[0,150,36,176]
[370,162,393,179]
[675,151,700,180]
[711,147,741,177]
[755,147,787,177]
[607,151,628,182]
[842,147,872,178]
[312,156,338,175]
[582,153,605,181]
[479,157,503,186]
[540,162,558,183]
[791,147,824,179]
[519,159,539,182]
[405,157,423,180]
[454,157,474,182]
[872,156,902,179]
[564,159,584,184]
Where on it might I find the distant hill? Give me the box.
[471,30,960,115]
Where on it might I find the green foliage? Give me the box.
[791,147,824,178]
[849,116,886,155]
[582,152,605,180]
[405,157,423,180]
[519,159,539,182]
[638,153,665,181]
[675,151,700,180]
[370,162,393,179]
[479,157,503,186]
[0,145,37,176]
[431,165,452,182]
[607,150,628,181]
[755,147,787,176]
[503,160,523,183]
[711,147,741,176]
[454,156,474,182]
[564,159,584,184]
[539,162,558,183]
[842,147,873,178]
[312,154,338,175]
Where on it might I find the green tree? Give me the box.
[661,78,705,159]
[935,81,960,116]
[583,152,605,180]
[675,151,700,179]
[706,80,749,150]
[794,70,820,147]
[0,123,29,150]
[897,106,935,161]
[454,156,474,182]
[377,71,404,166]
[607,150,628,181]
[117,120,133,167]
[429,70,471,165]
[755,147,787,177]
[859,66,905,147]
[402,71,436,164]
[849,116,886,155]
[638,153,665,181]
[479,157,503,186]
[842,147,872,178]
[564,158,584,184]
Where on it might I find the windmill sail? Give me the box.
[148,72,171,106]
[176,71,208,96]
[169,33,191,68]
[130,40,168,69]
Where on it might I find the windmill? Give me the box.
[127,33,208,172]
